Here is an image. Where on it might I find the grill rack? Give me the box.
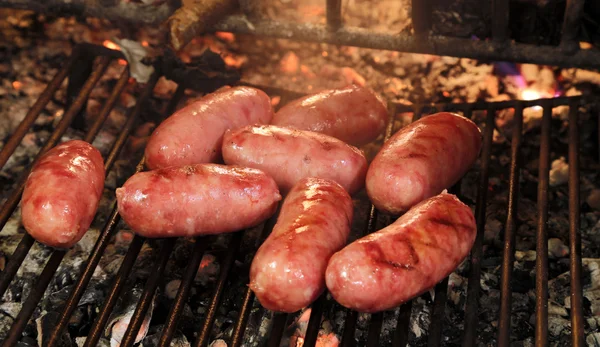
[214,0,597,70]
[0,43,588,347]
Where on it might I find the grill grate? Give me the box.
[0,44,588,347]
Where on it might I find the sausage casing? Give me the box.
[272,85,388,146]
[144,86,274,169]
[366,112,482,214]
[21,140,105,248]
[116,164,281,237]
[250,178,353,312]
[222,125,368,195]
[325,192,476,313]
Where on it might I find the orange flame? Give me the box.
[12,81,22,90]
[103,40,120,51]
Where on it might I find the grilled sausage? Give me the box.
[116,164,281,237]
[325,192,476,313]
[272,85,388,146]
[250,178,353,312]
[21,140,105,249]
[366,112,481,214]
[144,86,274,169]
[222,125,368,195]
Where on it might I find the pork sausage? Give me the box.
[272,85,388,146]
[325,192,476,313]
[222,125,368,195]
[144,86,274,169]
[116,164,281,237]
[366,112,481,214]
[21,140,105,249]
[250,178,353,312]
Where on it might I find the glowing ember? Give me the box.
[12,81,22,90]
[103,40,121,51]
[271,96,281,107]
[141,41,149,47]
[215,32,235,43]
[200,254,215,269]
[520,88,543,101]
[223,55,247,69]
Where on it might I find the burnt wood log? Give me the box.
[0,0,181,25]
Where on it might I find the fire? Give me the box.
[102,40,127,65]
[103,40,120,51]
[520,88,543,101]
[215,32,235,43]
[12,81,22,90]
[141,41,149,47]
[271,96,281,107]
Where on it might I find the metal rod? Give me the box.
[492,0,510,42]
[1,251,66,346]
[104,71,160,172]
[267,313,288,347]
[120,239,176,347]
[427,277,449,347]
[391,301,413,347]
[84,236,145,347]
[497,103,524,347]
[326,0,342,29]
[303,294,327,347]
[0,235,34,299]
[0,56,111,231]
[83,69,130,143]
[194,232,243,347]
[157,238,209,347]
[0,52,77,170]
[411,0,432,36]
[568,102,584,347]
[366,312,384,347]
[340,310,357,347]
[462,108,495,345]
[214,16,600,69]
[230,287,255,347]
[560,0,585,53]
[535,102,552,346]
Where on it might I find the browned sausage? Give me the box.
[325,192,476,313]
[222,125,368,195]
[144,86,274,169]
[249,178,353,312]
[116,164,281,237]
[21,140,105,248]
[366,112,482,214]
[272,85,388,146]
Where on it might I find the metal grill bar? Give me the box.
[497,104,524,347]
[304,294,327,347]
[1,251,66,346]
[326,0,342,29]
[366,312,383,346]
[568,102,584,347]
[267,313,288,347]
[411,0,432,36]
[157,238,209,347]
[427,277,449,347]
[194,232,243,347]
[561,0,585,52]
[535,102,552,346]
[492,0,510,42]
[83,235,145,347]
[121,239,177,347]
[392,301,412,346]
[0,52,77,170]
[462,107,495,346]
[214,16,600,69]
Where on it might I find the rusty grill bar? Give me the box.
[0,42,588,346]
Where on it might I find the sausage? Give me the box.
[144,86,274,169]
[325,192,476,313]
[21,140,105,249]
[222,125,368,195]
[116,164,281,237]
[249,178,353,312]
[366,112,482,214]
[271,85,388,146]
